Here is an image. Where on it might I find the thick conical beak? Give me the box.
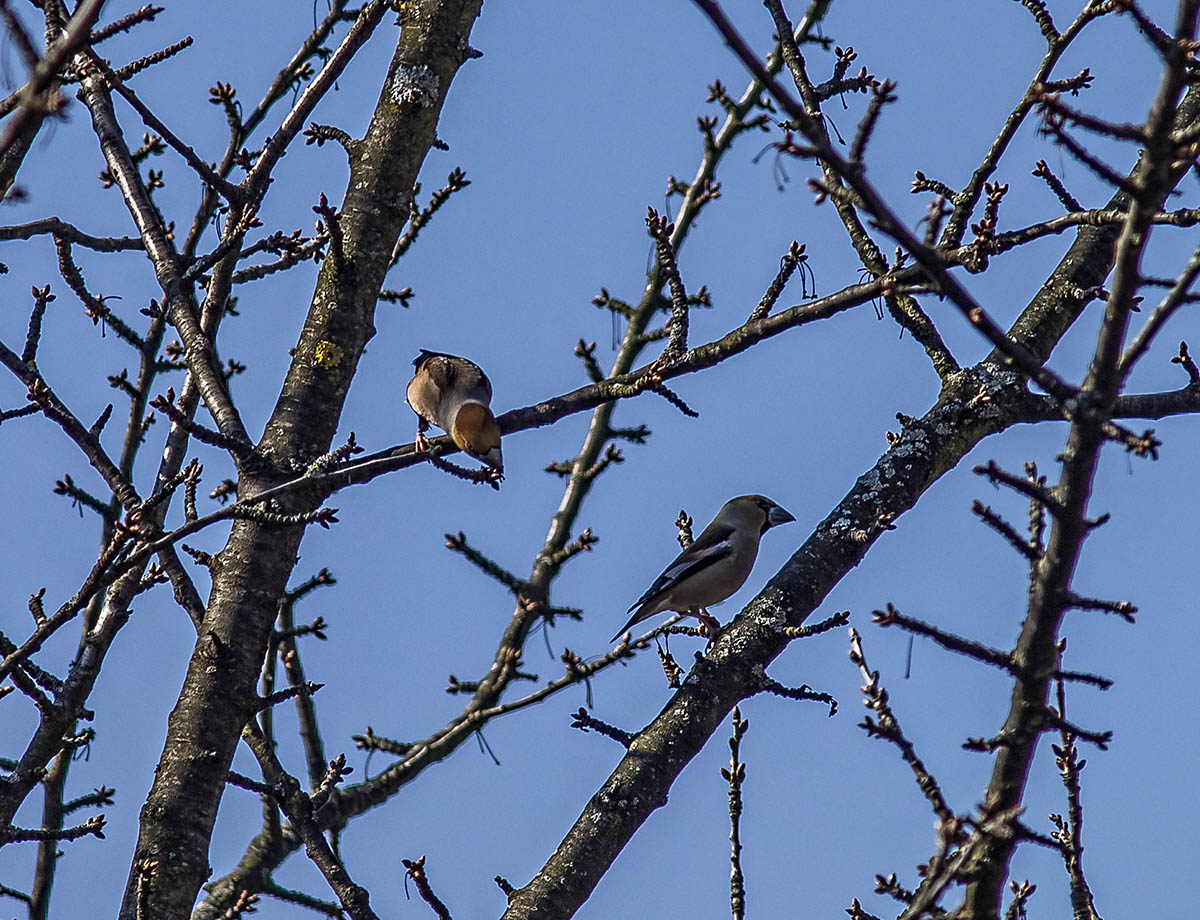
[480,445,503,472]
[767,504,795,527]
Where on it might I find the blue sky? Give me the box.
[1,1,1197,917]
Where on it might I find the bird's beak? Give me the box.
[481,445,503,472]
[767,504,796,527]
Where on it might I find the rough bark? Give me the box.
[500,75,1200,917]
[116,3,485,917]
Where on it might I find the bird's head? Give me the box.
[723,494,795,534]
[451,402,503,470]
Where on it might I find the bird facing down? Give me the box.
[405,349,503,471]
[612,494,795,642]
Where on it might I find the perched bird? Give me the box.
[406,349,503,472]
[612,494,795,642]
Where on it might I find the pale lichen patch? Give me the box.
[389,63,439,108]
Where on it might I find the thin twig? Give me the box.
[724,707,748,920]
[401,856,453,920]
[848,628,953,824]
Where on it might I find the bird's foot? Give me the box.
[414,431,431,453]
[697,610,720,639]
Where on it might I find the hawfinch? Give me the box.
[612,494,795,641]
[405,349,503,472]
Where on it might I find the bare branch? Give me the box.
[1014,0,1059,42]
[241,724,379,920]
[0,0,108,163]
[1032,158,1083,212]
[569,708,632,747]
[1050,657,1103,920]
[401,856,453,920]
[645,208,689,359]
[109,36,194,82]
[2,814,106,845]
[848,629,953,825]
[872,603,1015,673]
[747,240,808,322]
[724,707,748,920]
[972,500,1043,562]
[1119,239,1200,380]
[391,167,470,263]
[89,5,163,45]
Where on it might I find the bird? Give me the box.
[405,349,503,472]
[611,494,795,642]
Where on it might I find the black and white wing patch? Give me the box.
[626,525,735,612]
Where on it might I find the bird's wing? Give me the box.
[417,352,461,390]
[626,523,736,613]
[451,361,492,403]
[611,526,737,641]
[416,352,492,404]
[406,354,455,426]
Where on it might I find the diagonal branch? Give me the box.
[0,0,108,163]
[961,9,1200,914]
[75,64,252,450]
[698,0,1080,404]
[0,337,139,510]
[89,54,240,201]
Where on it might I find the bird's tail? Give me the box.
[610,604,648,643]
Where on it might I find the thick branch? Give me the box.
[122,3,486,916]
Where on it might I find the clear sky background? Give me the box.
[1,1,1197,917]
